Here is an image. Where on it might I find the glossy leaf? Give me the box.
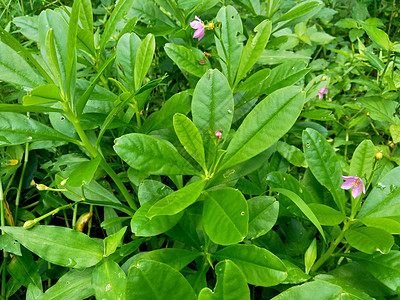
[22,84,62,106]
[247,196,279,239]
[7,248,41,290]
[271,280,344,300]
[360,217,400,234]
[349,139,375,179]
[213,244,287,287]
[276,141,307,167]
[66,156,101,187]
[235,68,271,93]
[308,203,346,226]
[125,260,196,300]
[147,179,207,218]
[215,6,243,85]
[304,239,317,274]
[92,260,126,300]
[0,226,103,268]
[173,113,206,169]
[361,22,391,50]
[114,133,200,176]
[221,86,304,169]
[117,33,141,89]
[303,128,345,212]
[274,0,322,23]
[203,188,248,245]
[104,226,127,257]
[0,104,62,113]
[134,33,155,91]
[345,227,394,254]
[38,269,94,300]
[198,260,250,300]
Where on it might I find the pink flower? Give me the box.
[215,130,222,139]
[318,87,328,99]
[190,16,205,41]
[341,176,366,199]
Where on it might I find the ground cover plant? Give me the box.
[1,0,400,299]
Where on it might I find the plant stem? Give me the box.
[0,177,7,298]
[14,142,30,224]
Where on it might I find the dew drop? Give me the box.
[227,109,232,114]
[376,248,384,254]
[105,284,111,292]
[390,184,398,193]
[283,177,286,181]
[28,136,33,140]
[377,182,386,189]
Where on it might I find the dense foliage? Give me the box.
[1,0,400,299]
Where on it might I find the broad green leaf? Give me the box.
[221,86,304,169]
[13,16,39,42]
[38,269,93,300]
[131,202,183,236]
[342,251,400,292]
[164,43,209,78]
[203,188,248,245]
[0,226,103,268]
[147,180,207,218]
[114,133,200,176]
[247,196,279,239]
[198,260,250,300]
[349,139,375,179]
[0,104,62,113]
[281,260,311,284]
[134,33,155,91]
[192,69,234,149]
[173,113,206,169]
[0,112,76,146]
[131,0,175,28]
[104,226,127,257]
[66,156,101,187]
[134,248,202,271]
[358,166,400,219]
[362,49,385,71]
[345,227,394,254]
[276,141,307,167]
[213,244,287,287]
[271,280,343,300]
[126,260,196,300]
[257,50,311,65]
[79,0,93,32]
[23,84,62,106]
[389,124,400,144]
[92,260,126,300]
[301,109,335,121]
[26,284,43,300]
[234,20,272,88]
[0,40,44,88]
[358,96,397,124]
[215,6,243,86]
[0,233,21,256]
[360,217,400,234]
[138,180,173,206]
[235,68,271,93]
[303,128,345,212]
[117,33,141,90]
[275,0,322,23]
[308,203,346,226]
[99,0,135,54]
[7,248,42,290]
[271,188,325,242]
[304,239,317,274]
[361,22,391,50]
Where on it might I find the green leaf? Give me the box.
[303,128,345,212]
[301,109,335,121]
[173,113,206,170]
[360,217,400,234]
[104,226,127,257]
[79,0,93,32]
[117,33,141,90]
[271,188,325,241]
[164,43,209,78]
[13,16,39,42]
[349,139,375,179]
[0,233,21,256]
[125,260,196,300]
[358,96,398,124]
[235,68,271,93]
[192,69,234,148]
[198,260,250,300]
[271,280,343,300]
[215,5,243,86]
[114,133,200,176]
[275,0,322,23]
[342,251,400,291]
[358,166,400,219]
[247,196,279,240]
[203,188,248,245]
[99,0,135,54]
[0,112,76,146]
[147,180,207,218]
[7,248,42,290]
[38,269,94,300]
[92,260,126,300]
[361,22,391,50]
[221,86,304,169]
[304,239,317,274]
[0,40,44,88]
[131,202,183,236]
[134,33,155,91]
[66,156,101,187]
[0,226,103,268]
[276,141,307,167]
[234,20,272,88]
[390,124,400,144]
[0,104,62,113]
[345,227,394,254]
[308,203,346,226]
[23,84,62,106]
[213,244,287,287]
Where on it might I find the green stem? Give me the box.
[214,29,232,86]
[87,205,93,236]
[72,203,78,229]
[0,176,7,298]
[14,142,30,223]
[311,220,352,272]
[379,49,392,89]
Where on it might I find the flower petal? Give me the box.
[341,180,354,190]
[352,185,362,199]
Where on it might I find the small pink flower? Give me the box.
[215,130,222,139]
[341,176,366,199]
[190,16,205,41]
[318,87,328,99]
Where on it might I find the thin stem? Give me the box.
[72,203,78,229]
[0,177,7,298]
[379,50,392,89]
[14,142,30,223]
[87,205,93,236]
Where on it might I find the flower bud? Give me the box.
[375,152,383,160]
[23,220,37,229]
[36,184,48,191]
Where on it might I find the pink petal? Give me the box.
[352,185,362,199]
[190,21,202,30]
[341,176,354,180]
[341,180,354,190]
[318,93,323,99]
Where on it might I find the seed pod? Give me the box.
[75,212,94,232]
